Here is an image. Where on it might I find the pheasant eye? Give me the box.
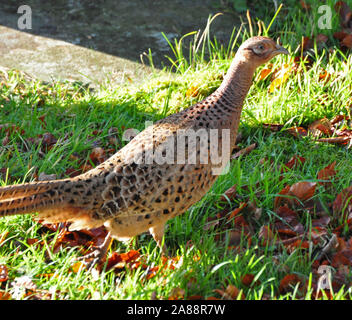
[258,45,264,50]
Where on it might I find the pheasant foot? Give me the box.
[78,232,112,270]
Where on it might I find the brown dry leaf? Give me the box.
[38,114,47,129]
[317,161,336,187]
[258,68,272,80]
[331,114,349,125]
[284,239,310,253]
[333,186,352,220]
[186,85,199,98]
[225,284,245,300]
[228,202,247,221]
[79,163,94,173]
[221,184,237,201]
[168,287,185,300]
[341,34,352,48]
[335,1,352,28]
[289,181,317,203]
[316,34,329,44]
[120,250,141,263]
[89,147,106,164]
[71,261,85,273]
[0,123,25,135]
[332,250,352,267]
[231,143,256,160]
[41,132,57,149]
[258,225,276,245]
[214,285,245,300]
[269,64,292,93]
[65,167,82,178]
[302,36,314,51]
[275,205,304,235]
[262,123,284,132]
[300,0,310,10]
[287,126,308,138]
[0,291,11,300]
[279,274,303,294]
[274,185,291,209]
[146,267,159,280]
[281,155,306,173]
[105,250,141,271]
[308,118,333,137]
[187,295,204,300]
[317,136,350,145]
[241,274,255,287]
[334,31,349,41]
[318,69,330,82]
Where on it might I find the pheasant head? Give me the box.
[238,36,289,66]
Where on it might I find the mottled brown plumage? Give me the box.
[0,37,288,255]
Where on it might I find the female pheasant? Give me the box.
[0,37,288,262]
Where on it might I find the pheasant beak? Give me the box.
[274,44,289,55]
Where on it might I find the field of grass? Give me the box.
[1,0,352,300]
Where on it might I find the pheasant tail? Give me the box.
[0,180,100,229]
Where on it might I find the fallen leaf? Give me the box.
[168,287,185,300]
[302,36,314,51]
[89,147,106,164]
[279,274,303,294]
[269,64,292,93]
[317,161,336,187]
[71,261,85,273]
[0,291,11,300]
[316,34,329,44]
[221,184,237,201]
[331,114,349,125]
[231,143,256,159]
[258,225,276,245]
[41,132,57,149]
[335,1,352,29]
[225,284,245,300]
[300,0,310,10]
[317,136,350,145]
[318,69,330,82]
[187,295,204,300]
[281,155,306,173]
[287,127,308,138]
[341,34,352,48]
[274,185,291,209]
[241,274,255,287]
[228,202,247,221]
[334,31,349,41]
[262,123,283,132]
[258,68,272,80]
[186,86,199,98]
[289,181,317,203]
[333,186,352,220]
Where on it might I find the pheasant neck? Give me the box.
[216,56,256,110]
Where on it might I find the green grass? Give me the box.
[1,1,352,300]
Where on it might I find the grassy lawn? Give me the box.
[1,0,352,300]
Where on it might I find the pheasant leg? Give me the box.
[149,224,168,256]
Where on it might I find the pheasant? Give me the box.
[0,37,288,264]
